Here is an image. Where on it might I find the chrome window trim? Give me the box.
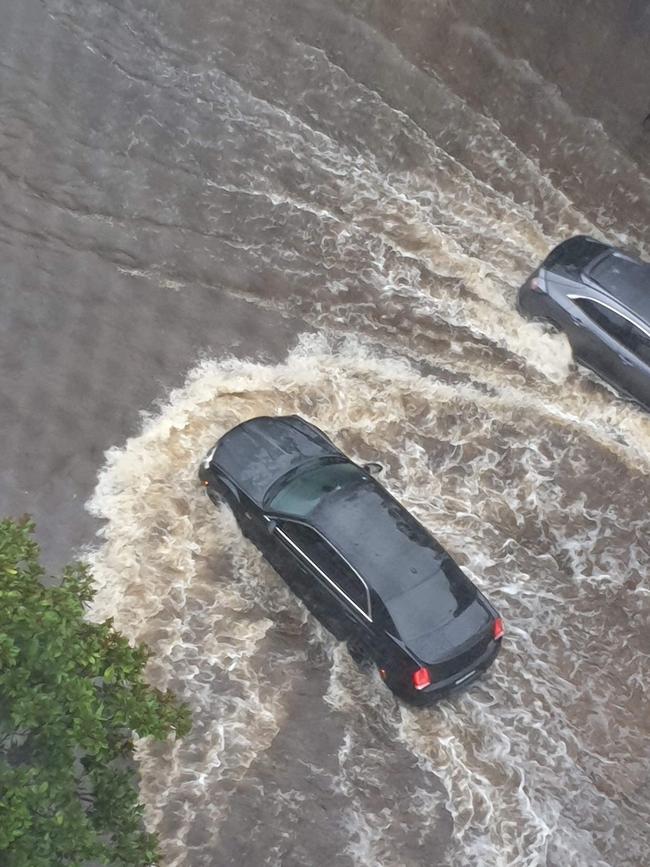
[269,518,372,622]
[568,294,650,342]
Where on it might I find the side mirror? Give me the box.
[362,462,384,476]
[264,517,278,534]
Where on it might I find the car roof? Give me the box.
[586,251,650,323]
[212,415,342,503]
[302,475,480,637]
[544,236,650,324]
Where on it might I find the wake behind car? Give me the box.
[518,235,650,411]
[199,415,503,705]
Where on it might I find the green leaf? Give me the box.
[0,517,191,866]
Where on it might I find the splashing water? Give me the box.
[87,335,650,866]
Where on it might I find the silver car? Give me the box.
[518,235,650,411]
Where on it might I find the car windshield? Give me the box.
[545,236,606,272]
[266,460,363,516]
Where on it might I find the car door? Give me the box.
[608,315,650,409]
[558,295,618,380]
[569,297,650,408]
[271,519,374,641]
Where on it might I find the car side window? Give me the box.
[624,325,650,366]
[276,521,370,617]
[574,298,650,365]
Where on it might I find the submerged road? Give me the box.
[1,1,649,865]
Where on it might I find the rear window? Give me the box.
[267,461,362,516]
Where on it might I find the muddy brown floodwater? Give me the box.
[1,1,649,865]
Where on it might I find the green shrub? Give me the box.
[0,517,191,866]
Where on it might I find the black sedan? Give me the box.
[199,415,503,705]
[518,235,650,411]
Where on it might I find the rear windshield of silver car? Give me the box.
[266,461,363,516]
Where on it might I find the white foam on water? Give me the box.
[87,334,650,866]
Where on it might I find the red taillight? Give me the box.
[412,666,431,691]
[493,617,504,640]
[530,276,546,293]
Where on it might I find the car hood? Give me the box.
[213,415,341,504]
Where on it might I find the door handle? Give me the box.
[618,354,634,367]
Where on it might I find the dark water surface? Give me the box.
[1,1,649,865]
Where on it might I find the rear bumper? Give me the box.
[403,638,502,707]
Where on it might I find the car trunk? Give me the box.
[406,599,493,670]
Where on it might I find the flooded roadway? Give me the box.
[1,1,649,865]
